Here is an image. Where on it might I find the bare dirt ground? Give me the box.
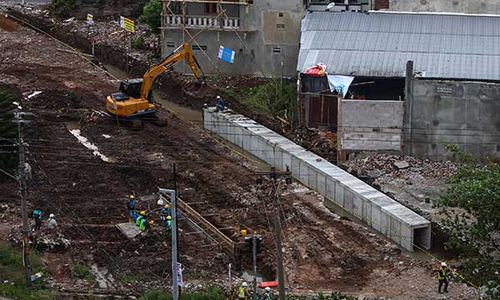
[0,17,479,299]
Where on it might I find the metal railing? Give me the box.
[165,15,240,29]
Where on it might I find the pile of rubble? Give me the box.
[9,228,71,252]
[344,154,457,180]
[342,154,458,220]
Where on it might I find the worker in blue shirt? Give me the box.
[32,208,43,231]
[127,195,137,223]
[215,95,225,112]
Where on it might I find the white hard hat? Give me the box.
[265,287,271,291]
[242,282,248,287]
[216,95,221,99]
[441,262,447,267]
[49,213,55,218]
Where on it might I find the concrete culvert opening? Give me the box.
[413,226,432,250]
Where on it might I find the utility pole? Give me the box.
[159,187,178,300]
[14,109,33,287]
[252,233,257,300]
[173,163,182,298]
[256,167,291,300]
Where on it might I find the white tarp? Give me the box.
[327,75,355,97]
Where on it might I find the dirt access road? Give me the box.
[0,17,479,299]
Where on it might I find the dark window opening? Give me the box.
[205,3,217,14]
[166,41,175,48]
[272,47,281,54]
[278,12,284,17]
[276,23,285,29]
[192,45,207,51]
[348,77,405,100]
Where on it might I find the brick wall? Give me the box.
[374,0,389,10]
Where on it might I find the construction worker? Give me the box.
[238,282,249,300]
[127,195,137,223]
[437,262,450,293]
[32,208,43,231]
[161,204,171,218]
[136,211,148,231]
[262,287,273,300]
[131,210,140,224]
[47,213,58,231]
[164,215,172,230]
[215,95,225,112]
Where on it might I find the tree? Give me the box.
[0,88,18,182]
[140,0,162,34]
[51,0,76,17]
[438,148,500,298]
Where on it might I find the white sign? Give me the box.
[176,262,184,287]
[86,14,94,25]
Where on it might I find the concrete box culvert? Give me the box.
[204,108,432,252]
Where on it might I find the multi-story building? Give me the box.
[161,0,304,77]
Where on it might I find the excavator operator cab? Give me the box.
[110,78,154,103]
[119,79,142,99]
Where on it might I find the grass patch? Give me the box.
[71,264,95,284]
[0,241,57,299]
[140,286,225,300]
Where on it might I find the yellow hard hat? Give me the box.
[167,216,172,220]
[129,195,135,199]
[164,204,170,208]
[139,210,146,216]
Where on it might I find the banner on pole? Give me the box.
[176,262,184,287]
[218,45,235,64]
[120,16,135,33]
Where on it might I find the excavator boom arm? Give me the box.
[140,43,204,100]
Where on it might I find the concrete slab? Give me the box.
[116,223,142,239]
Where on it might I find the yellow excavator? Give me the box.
[105,43,204,126]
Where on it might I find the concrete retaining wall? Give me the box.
[405,79,500,161]
[338,100,403,152]
[204,109,431,251]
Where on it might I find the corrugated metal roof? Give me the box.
[298,11,500,80]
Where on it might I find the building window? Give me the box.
[276,23,285,29]
[205,3,217,14]
[272,47,282,54]
[278,12,284,17]
[166,41,175,48]
[247,0,254,4]
[192,45,207,51]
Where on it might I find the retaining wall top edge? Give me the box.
[383,204,429,226]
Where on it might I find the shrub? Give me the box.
[51,0,76,17]
[140,0,162,34]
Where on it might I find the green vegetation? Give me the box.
[140,287,352,300]
[0,88,18,182]
[223,80,297,127]
[0,241,56,299]
[132,36,146,50]
[51,0,76,17]
[438,146,500,298]
[140,286,225,300]
[71,264,95,283]
[287,292,354,300]
[140,0,162,34]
